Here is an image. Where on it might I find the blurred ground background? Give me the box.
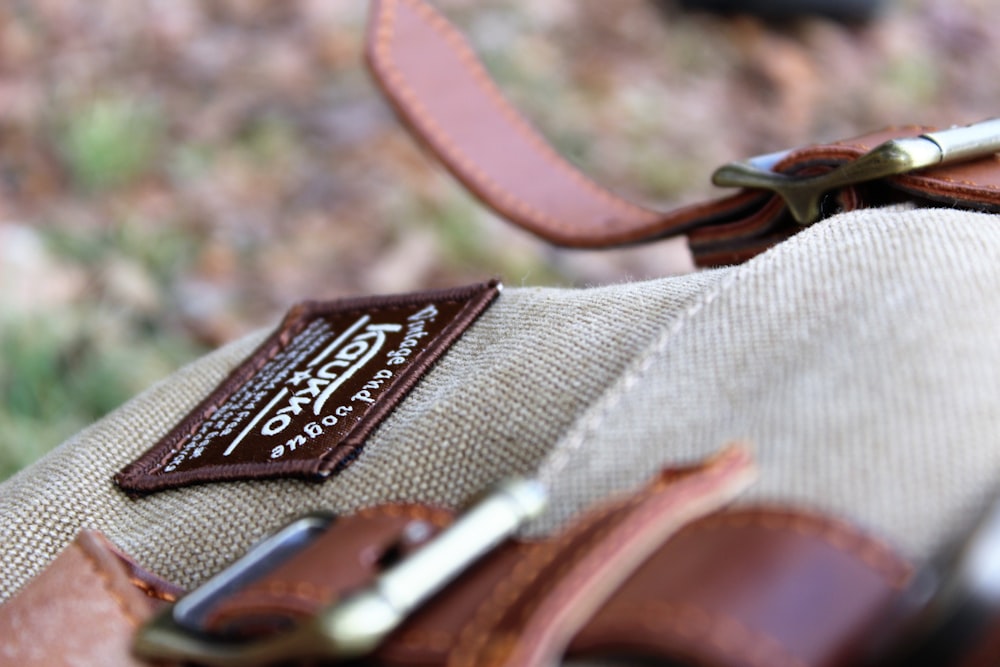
[2,0,999,479]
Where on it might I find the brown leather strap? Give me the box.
[211,501,913,667]
[197,446,757,665]
[0,447,923,667]
[0,530,178,667]
[575,507,911,667]
[437,446,757,667]
[366,0,1000,268]
[365,0,764,263]
[366,0,663,243]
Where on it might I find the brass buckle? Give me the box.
[133,478,547,666]
[712,118,1000,225]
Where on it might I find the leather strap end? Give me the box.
[446,444,758,667]
[365,0,688,251]
[0,530,170,667]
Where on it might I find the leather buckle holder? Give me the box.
[132,479,547,666]
[712,117,1000,225]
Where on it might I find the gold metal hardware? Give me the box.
[712,118,1000,225]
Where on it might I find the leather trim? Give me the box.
[366,0,659,241]
[0,530,163,667]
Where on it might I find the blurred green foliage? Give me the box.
[58,97,164,192]
[0,222,206,481]
[44,220,202,285]
[0,310,204,480]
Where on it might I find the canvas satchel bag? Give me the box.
[4,1,1000,665]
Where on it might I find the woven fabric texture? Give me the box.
[3,206,1000,606]
[534,206,1000,553]
[0,268,720,600]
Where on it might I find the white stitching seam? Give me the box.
[534,253,777,488]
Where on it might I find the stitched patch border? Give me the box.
[115,280,501,496]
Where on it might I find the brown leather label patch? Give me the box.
[115,281,501,495]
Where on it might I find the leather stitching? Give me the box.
[686,510,911,589]
[219,579,337,607]
[902,172,1000,193]
[451,451,744,667]
[448,495,637,666]
[383,0,658,221]
[74,542,142,628]
[373,0,657,237]
[356,503,453,526]
[605,600,808,667]
[128,576,178,603]
[397,629,455,652]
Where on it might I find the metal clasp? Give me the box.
[712,118,1000,225]
[133,478,547,666]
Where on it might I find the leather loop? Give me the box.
[441,445,756,667]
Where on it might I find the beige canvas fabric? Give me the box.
[3,205,1000,606]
